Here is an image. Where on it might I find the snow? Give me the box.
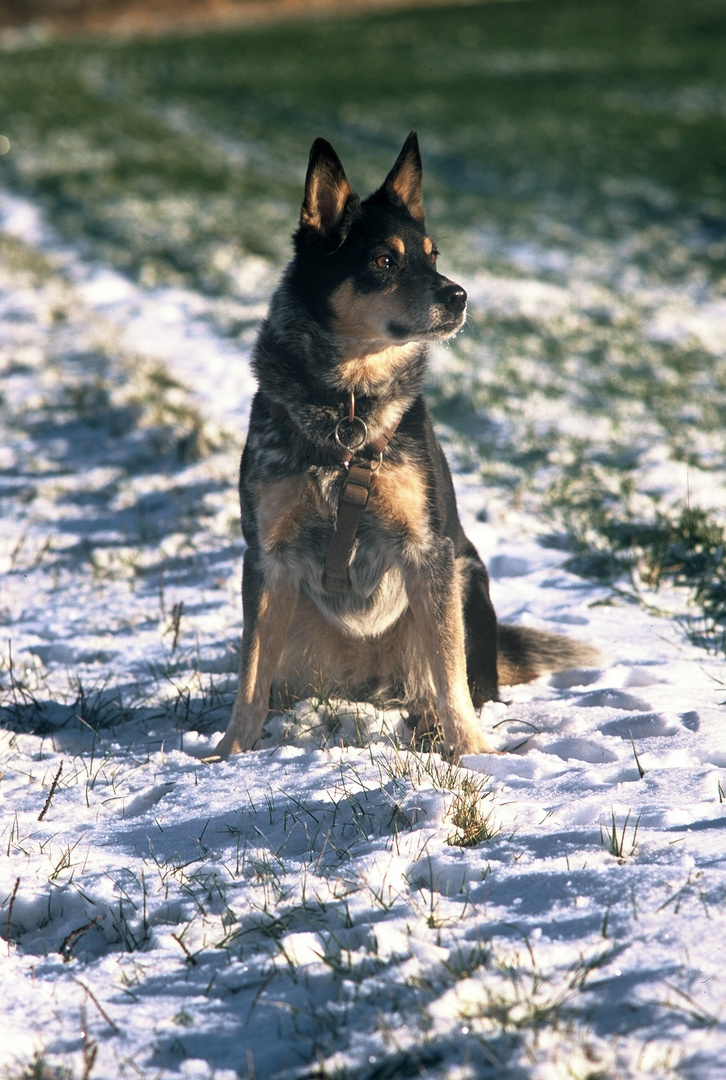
[1,193,726,1080]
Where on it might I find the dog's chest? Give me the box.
[252,459,429,582]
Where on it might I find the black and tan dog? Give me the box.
[212,132,598,759]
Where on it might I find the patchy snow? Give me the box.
[1,193,726,1080]
[0,192,264,433]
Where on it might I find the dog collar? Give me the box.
[268,392,396,465]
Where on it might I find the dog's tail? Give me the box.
[497,624,602,686]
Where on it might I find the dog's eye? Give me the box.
[375,254,392,270]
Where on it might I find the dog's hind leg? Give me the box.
[211,553,297,758]
[404,539,498,756]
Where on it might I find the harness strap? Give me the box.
[323,462,375,592]
[267,396,400,593]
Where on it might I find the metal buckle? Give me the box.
[334,415,368,455]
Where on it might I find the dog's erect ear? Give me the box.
[300,138,359,244]
[379,130,425,223]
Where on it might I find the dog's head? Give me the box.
[292,132,467,358]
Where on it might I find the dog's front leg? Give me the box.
[405,539,498,756]
[212,553,297,758]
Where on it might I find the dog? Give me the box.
[212,131,599,759]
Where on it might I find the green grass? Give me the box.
[3,0,726,285]
[2,0,726,643]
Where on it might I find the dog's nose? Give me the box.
[438,281,467,314]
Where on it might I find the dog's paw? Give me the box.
[203,729,254,761]
[416,724,500,758]
[440,706,501,757]
[414,705,501,757]
[458,730,501,756]
[201,752,224,764]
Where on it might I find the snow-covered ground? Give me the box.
[2,191,726,1080]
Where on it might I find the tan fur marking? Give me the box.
[213,578,298,756]
[375,399,407,438]
[329,278,401,351]
[387,236,405,255]
[408,572,464,687]
[423,236,433,256]
[329,279,421,390]
[421,576,468,693]
[255,476,323,551]
[328,278,420,389]
[240,624,261,701]
[336,344,419,391]
[301,174,353,234]
[246,587,292,705]
[244,589,291,705]
[371,462,428,540]
[404,567,493,753]
[329,279,375,343]
[388,161,425,222]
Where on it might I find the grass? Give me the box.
[546,477,726,643]
[4,2,726,250]
[446,771,497,847]
[0,692,708,1079]
[601,808,642,862]
[2,4,726,1076]
[2,0,726,645]
[378,744,499,846]
[5,1052,74,1080]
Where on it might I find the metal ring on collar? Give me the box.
[334,415,368,453]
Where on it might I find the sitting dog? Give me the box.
[212,132,598,758]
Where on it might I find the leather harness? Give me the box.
[268,392,401,593]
